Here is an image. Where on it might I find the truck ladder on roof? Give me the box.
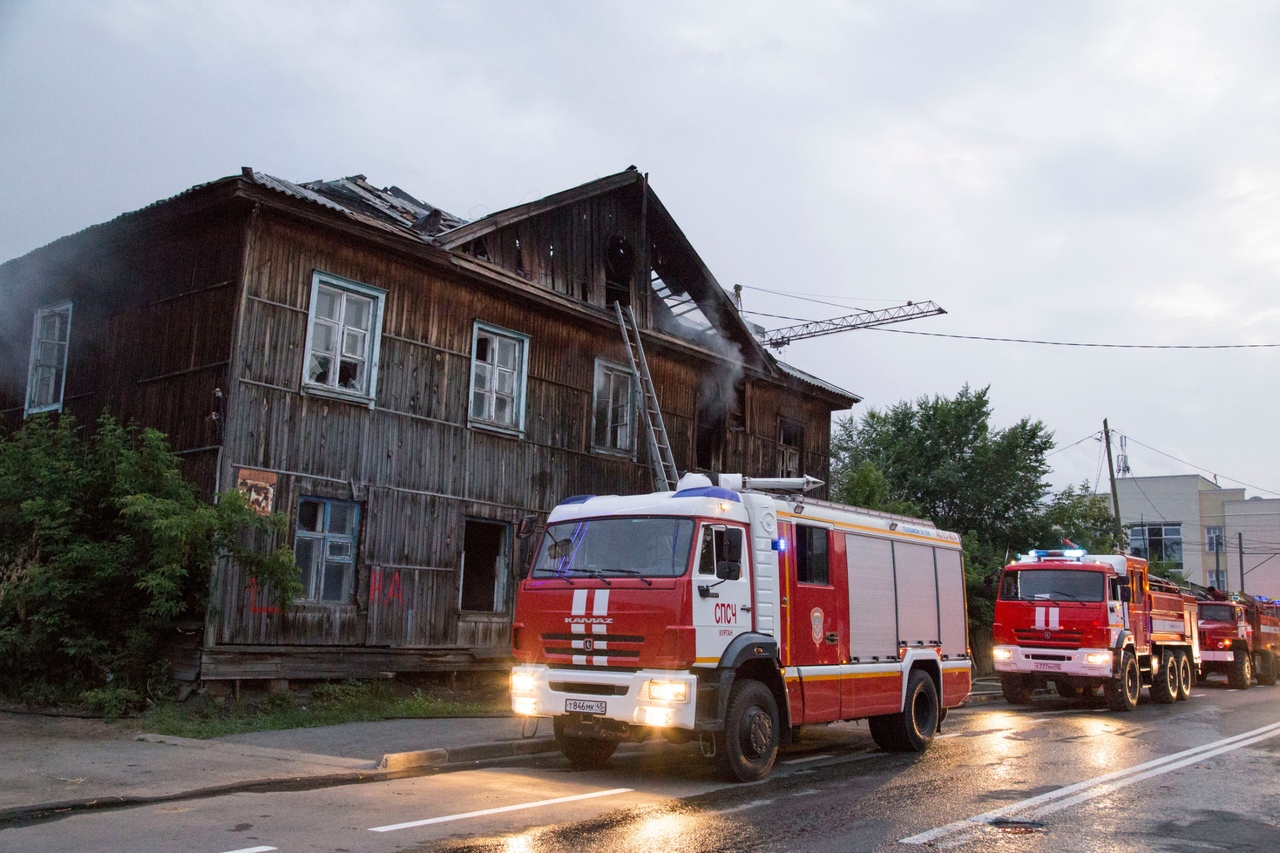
[615,302,679,491]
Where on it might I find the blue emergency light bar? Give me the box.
[1026,549,1087,559]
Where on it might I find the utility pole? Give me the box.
[1240,532,1246,594]
[1103,419,1124,547]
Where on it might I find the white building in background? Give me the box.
[1111,474,1280,597]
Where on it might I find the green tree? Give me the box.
[0,414,299,705]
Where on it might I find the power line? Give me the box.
[1118,433,1280,498]
[869,328,1280,350]
[1046,431,1101,459]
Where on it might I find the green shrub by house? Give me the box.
[0,414,299,708]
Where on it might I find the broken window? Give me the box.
[604,235,634,309]
[469,322,529,433]
[295,496,360,603]
[25,301,72,416]
[592,359,635,454]
[302,272,385,405]
[460,519,509,612]
[779,418,803,478]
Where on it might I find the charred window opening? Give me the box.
[592,359,635,454]
[604,235,635,309]
[779,418,803,478]
[514,237,527,278]
[466,237,490,261]
[460,519,509,612]
[696,408,726,473]
[795,525,829,585]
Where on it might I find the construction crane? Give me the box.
[755,299,946,349]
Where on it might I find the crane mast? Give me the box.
[758,300,946,349]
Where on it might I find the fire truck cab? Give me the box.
[510,473,972,781]
[993,550,1199,711]
[1197,593,1280,688]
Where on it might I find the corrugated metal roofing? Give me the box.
[776,360,859,405]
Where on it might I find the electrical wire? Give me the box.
[1045,431,1101,459]
[1118,433,1280,498]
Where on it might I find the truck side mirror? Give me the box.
[516,515,539,539]
[1119,585,1131,603]
[724,529,743,563]
[716,560,741,581]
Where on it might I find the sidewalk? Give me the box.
[1,681,1010,826]
[0,711,556,825]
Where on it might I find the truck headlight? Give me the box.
[511,671,537,695]
[992,648,1013,661]
[513,697,538,716]
[641,707,675,727]
[646,680,689,703]
[1085,652,1113,666]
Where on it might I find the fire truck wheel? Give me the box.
[869,669,938,753]
[1258,651,1278,686]
[1149,651,1177,704]
[717,679,780,782]
[1105,651,1140,712]
[1175,651,1193,701]
[1229,647,1253,690]
[999,673,1034,706]
[553,718,618,770]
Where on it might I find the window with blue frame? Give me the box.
[295,497,359,602]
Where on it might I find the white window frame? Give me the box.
[468,321,529,435]
[301,271,386,408]
[294,496,360,603]
[592,358,636,456]
[1206,525,1225,553]
[25,301,73,417]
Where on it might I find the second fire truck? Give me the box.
[992,550,1200,710]
[1196,592,1280,688]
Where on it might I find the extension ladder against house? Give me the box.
[614,302,679,491]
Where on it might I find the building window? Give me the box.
[795,525,829,585]
[25,301,72,416]
[460,519,509,612]
[593,360,635,454]
[1206,526,1224,553]
[1129,523,1183,573]
[469,322,529,433]
[779,418,803,478]
[295,497,359,603]
[302,271,386,406]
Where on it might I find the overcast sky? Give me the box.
[3,0,1279,499]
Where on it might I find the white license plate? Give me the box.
[1033,662,1063,671]
[566,699,606,714]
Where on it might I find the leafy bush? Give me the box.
[0,414,299,704]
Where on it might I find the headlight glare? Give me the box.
[992,648,1013,661]
[646,680,689,703]
[511,671,537,695]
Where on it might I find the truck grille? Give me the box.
[541,632,645,665]
[1014,628,1084,649]
[548,682,630,696]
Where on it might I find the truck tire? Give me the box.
[553,718,618,770]
[1000,673,1035,706]
[1149,651,1177,704]
[1258,651,1278,686]
[869,669,939,753]
[1175,651,1193,701]
[1229,647,1253,690]
[1105,651,1140,712]
[717,679,780,782]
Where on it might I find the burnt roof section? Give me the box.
[302,174,468,238]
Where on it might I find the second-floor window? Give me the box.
[302,272,386,406]
[26,301,72,416]
[469,322,529,433]
[593,360,635,453]
[1206,525,1224,553]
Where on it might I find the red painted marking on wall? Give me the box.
[247,577,281,615]
[370,568,404,607]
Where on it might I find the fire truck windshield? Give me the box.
[532,517,696,579]
[999,569,1104,603]
[1199,604,1235,622]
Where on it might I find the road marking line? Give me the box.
[782,753,833,764]
[369,788,634,832]
[900,720,1280,846]
[221,847,277,853]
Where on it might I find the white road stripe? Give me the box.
[220,847,276,853]
[781,753,833,764]
[900,720,1280,846]
[369,788,634,832]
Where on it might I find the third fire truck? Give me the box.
[992,550,1200,710]
[510,473,972,781]
[1196,592,1280,688]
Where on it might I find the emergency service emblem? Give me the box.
[811,608,824,644]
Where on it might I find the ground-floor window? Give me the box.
[460,519,509,612]
[295,496,359,602]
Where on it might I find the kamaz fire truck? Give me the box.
[1196,592,1280,688]
[509,473,972,782]
[992,550,1199,710]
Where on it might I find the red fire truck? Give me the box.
[509,473,972,782]
[1196,592,1280,688]
[992,550,1199,710]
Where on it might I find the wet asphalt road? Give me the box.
[7,678,1280,853]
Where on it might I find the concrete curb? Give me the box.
[378,736,558,770]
